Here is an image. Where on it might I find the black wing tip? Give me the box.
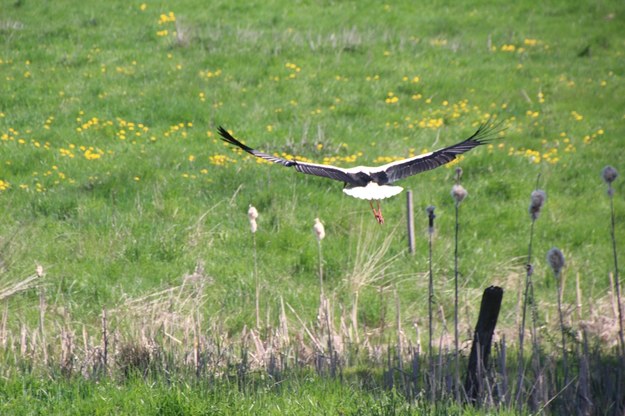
[470,116,506,145]
[217,126,254,152]
[217,126,235,143]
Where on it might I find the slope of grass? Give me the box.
[1,0,623,325]
[1,0,624,412]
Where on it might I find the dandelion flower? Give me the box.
[529,189,546,220]
[451,184,468,204]
[313,218,325,241]
[546,247,565,276]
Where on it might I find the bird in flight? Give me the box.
[218,120,500,224]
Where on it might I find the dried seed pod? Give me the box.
[451,184,468,204]
[313,218,325,241]
[529,189,546,220]
[547,247,566,276]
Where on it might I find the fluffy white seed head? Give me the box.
[451,184,468,204]
[313,218,325,241]
[249,218,258,233]
[248,204,259,221]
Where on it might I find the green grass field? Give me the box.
[1,0,625,413]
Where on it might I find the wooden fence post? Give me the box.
[406,190,415,254]
[464,286,504,404]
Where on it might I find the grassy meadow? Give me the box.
[1,0,625,413]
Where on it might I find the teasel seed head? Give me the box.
[529,189,546,220]
[547,247,565,277]
[426,205,436,234]
[248,204,259,221]
[248,205,259,233]
[313,218,325,241]
[455,167,463,183]
[602,166,618,196]
[602,165,618,184]
[451,184,468,205]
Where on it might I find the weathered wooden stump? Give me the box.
[464,285,504,404]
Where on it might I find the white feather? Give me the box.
[342,182,404,200]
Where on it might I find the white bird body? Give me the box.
[342,182,404,200]
[218,121,501,223]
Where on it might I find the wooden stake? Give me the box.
[465,286,504,405]
[406,191,415,254]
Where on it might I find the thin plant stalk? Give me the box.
[555,272,568,385]
[426,205,436,401]
[253,232,260,330]
[516,220,535,405]
[453,199,460,402]
[451,171,466,402]
[548,247,568,388]
[603,165,624,413]
[317,239,324,298]
[248,206,260,330]
[608,181,624,355]
[516,178,545,406]
[314,218,326,297]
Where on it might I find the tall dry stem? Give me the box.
[248,205,260,330]
[426,205,436,401]
[253,233,260,330]
[602,166,624,355]
[451,167,467,401]
[603,165,624,413]
[547,247,568,387]
[314,218,325,297]
[102,308,108,374]
[516,177,545,406]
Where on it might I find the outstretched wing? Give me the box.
[379,119,502,183]
[217,127,361,185]
[218,126,294,166]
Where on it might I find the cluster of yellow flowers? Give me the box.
[83,147,104,160]
[209,154,237,166]
[321,153,363,166]
[385,92,399,104]
[582,128,604,144]
[199,69,222,79]
[76,116,105,133]
[284,62,301,79]
[496,38,544,54]
[164,122,193,139]
[158,11,176,24]
[418,117,444,129]
[156,11,176,37]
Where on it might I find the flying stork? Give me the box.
[217,121,500,224]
